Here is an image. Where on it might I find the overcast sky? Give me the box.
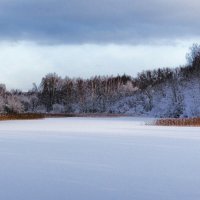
[0,0,200,90]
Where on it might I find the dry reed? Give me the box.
[0,113,45,121]
[155,117,200,127]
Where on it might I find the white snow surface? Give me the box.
[0,117,200,200]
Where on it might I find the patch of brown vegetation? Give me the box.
[155,117,200,127]
[0,113,45,121]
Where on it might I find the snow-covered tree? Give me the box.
[5,95,24,114]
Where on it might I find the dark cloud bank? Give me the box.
[0,0,199,44]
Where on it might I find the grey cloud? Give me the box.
[0,0,200,44]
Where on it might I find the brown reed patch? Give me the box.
[0,113,78,120]
[155,117,200,127]
[0,113,45,121]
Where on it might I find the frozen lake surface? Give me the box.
[0,117,200,200]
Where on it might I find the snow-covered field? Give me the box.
[0,117,200,200]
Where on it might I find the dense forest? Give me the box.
[1,44,200,118]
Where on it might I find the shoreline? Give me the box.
[1,113,200,127]
[0,113,128,121]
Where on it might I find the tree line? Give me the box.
[0,44,200,117]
